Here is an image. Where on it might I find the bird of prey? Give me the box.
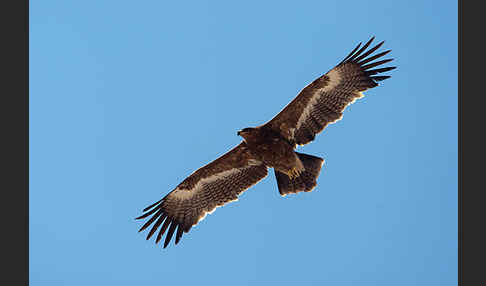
[136,37,395,248]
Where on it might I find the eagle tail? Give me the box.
[274,152,324,196]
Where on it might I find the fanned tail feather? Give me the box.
[275,152,324,196]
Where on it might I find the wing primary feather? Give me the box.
[361,58,394,70]
[370,75,391,81]
[365,66,397,75]
[358,50,391,66]
[348,36,374,61]
[353,41,385,63]
[142,199,163,212]
[156,218,172,244]
[146,214,167,240]
[164,221,178,248]
[138,209,163,232]
[135,205,162,220]
[339,42,362,64]
[175,224,184,245]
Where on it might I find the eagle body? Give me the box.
[136,37,396,249]
[237,127,304,177]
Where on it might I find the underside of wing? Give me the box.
[136,143,268,248]
[264,37,396,146]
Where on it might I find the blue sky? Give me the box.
[30,1,457,285]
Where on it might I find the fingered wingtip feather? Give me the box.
[349,37,375,61]
[136,203,162,220]
[361,58,394,70]
[354,41,385,63]
[142,198,163,212]
[175,225,184,245]
[138,209,163,233]
[164,221,178,248]
[371,75,391,81]
[359,50,392,66]
[156,218,172,244]
[340,42,362,64]
[365,66,397,76]
[138,222,150,232]
[138,224,148,233]
[146,214,167,240]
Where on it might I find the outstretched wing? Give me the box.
[264,37,396,146]
[136,143,268,248]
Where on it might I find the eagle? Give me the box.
[136,37,395,248]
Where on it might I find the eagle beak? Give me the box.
[237,130,241,136]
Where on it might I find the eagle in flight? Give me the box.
[136,37,395,248]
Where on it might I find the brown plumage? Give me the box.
[136,37,395,248]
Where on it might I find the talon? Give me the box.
[287,168,294,179]
[287,167,301,179]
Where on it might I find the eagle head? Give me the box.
[237,127,254,136]
[237,127,257,140]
